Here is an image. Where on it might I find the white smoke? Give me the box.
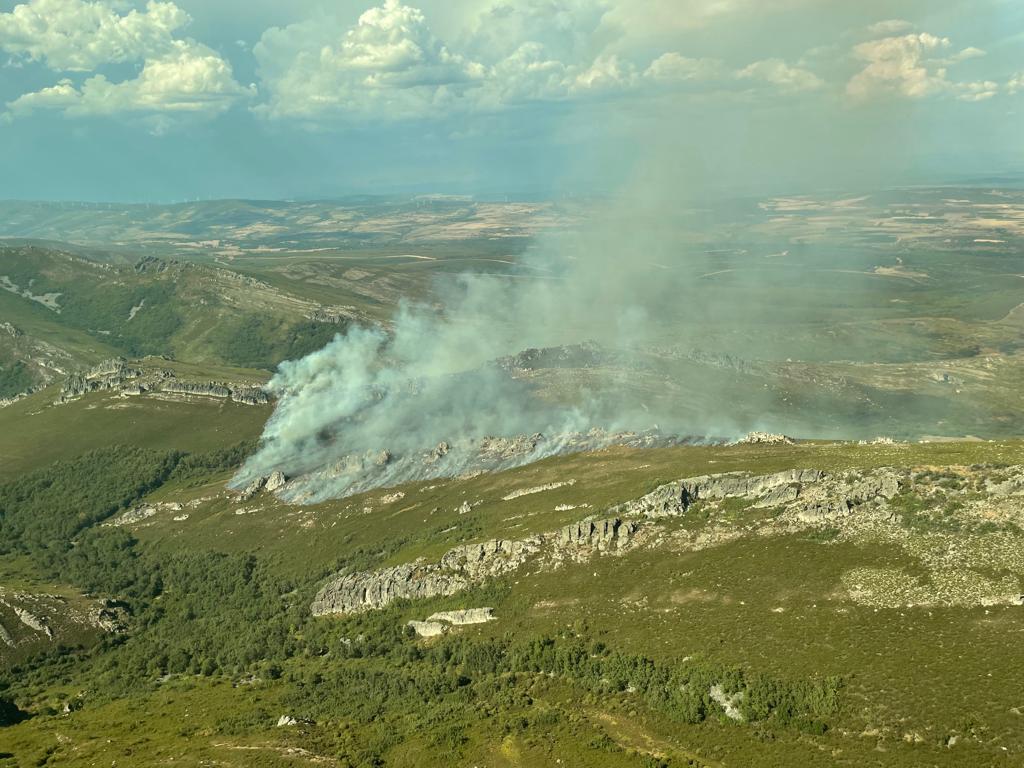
[232,202,708,501]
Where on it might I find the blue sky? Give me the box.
[0,0,1021,201]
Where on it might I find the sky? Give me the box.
[0,0,1021,201]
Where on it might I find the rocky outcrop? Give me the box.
[265,471,287,492]
[792,469,903,522]
[313,514,635,615]
[162,381,232,399]
[408,620,446,637]
[232,386,269,405]
[559,518,639,550]
[426,607,495,625]
[308,464,1024,616]
[12,606,52,638]
[57,358,143,403]
[503,479,576,501]
[732,432,795,446]
[312,562,471,615]
[307,306,361,325]
[408,608,495,636]
[238,471,288,501]
[308,466,928,617]
[617,469,825,518]
[55,359,269,406]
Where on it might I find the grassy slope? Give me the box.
[6,440,1024,766]
[136,439,1024,579]
[0,386,270,481]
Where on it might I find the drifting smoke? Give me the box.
[232,185,725,502]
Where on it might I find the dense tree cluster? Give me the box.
[0,361,35,399]
[0,445,179,560]
[212,316,343,370]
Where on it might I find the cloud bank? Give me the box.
[3,0,1017,128]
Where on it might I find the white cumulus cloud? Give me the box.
[645,52,723,83]
[1,0,251,123]
[255,0,769,122]
[866,19,914,37]
[255,0,484,120]
[0,0,187,70]
[736,58,823,93]
[7,40,255,119]
[847,32,996,103]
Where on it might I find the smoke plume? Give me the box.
[232,182,726,502]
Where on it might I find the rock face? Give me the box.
[312,515,634,616]
[308,464,1024,616]
[310,465,918,617]
[232,386,270,405]
[56,360,269,407]
[617,469,825,518]
[408,620,446,637]
[312,562,471,615]
[731,432,795,446]
[558,518,639,550]
[162,381,232,399]
[57,358,143,403]
[792,469,903,522]
[237,471,288,501]
[265,471,287,492]
[408,607,496,636]
[426,607,495,625]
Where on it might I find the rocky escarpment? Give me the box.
[311,465,928,616]
[312,515,638,615]
[161,381,232,399]
[161,380,269,405]
[56,358,144,403]
[55,359,269,406]
[615,468,828,518]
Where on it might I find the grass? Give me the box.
[128,439,1024,580]
[0,386,270,481]
[3,422,1024,767]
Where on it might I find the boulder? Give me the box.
[426,608,495,625]
[407,620,446,637]
[265,471,287,492]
